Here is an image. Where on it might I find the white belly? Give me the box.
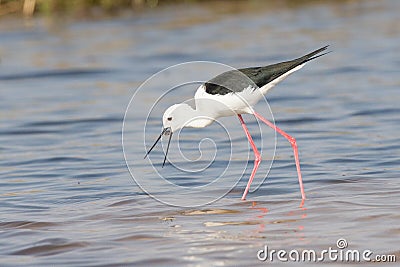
[194,85,263,118]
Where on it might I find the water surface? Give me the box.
[1,0,399,266]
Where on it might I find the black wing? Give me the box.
[204,46,329,95]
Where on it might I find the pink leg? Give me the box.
[253,111,306,200]
[238,114,261,200]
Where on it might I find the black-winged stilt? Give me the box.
[145,46,329,201]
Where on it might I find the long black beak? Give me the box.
[144,127,172,168]
[162,130,172,168]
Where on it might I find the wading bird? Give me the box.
[145,46,329,200]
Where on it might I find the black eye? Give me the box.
[167,117,172,121]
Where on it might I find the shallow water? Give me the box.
[1,0,399,266]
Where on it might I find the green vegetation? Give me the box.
[0,0,183,17]
[0,0,352,18]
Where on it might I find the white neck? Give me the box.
[180,107,214,128]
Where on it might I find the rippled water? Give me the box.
[1,0,399,266]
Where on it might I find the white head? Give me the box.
[162,103,195,133]
[144,103,214,167]
[163,103,215,133]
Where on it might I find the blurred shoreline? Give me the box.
[1,0,358,19]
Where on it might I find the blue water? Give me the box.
[1,0,399,266]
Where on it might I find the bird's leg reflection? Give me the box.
[249,200,307,237]
[286,199,307,240]
[250,201,269,233]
